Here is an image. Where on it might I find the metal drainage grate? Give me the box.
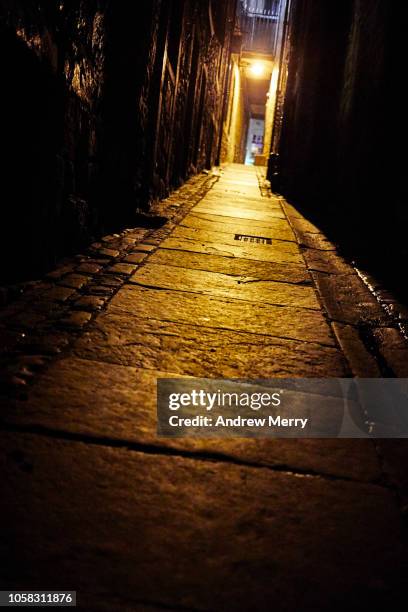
[235,234,272,245]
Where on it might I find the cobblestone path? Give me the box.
[1,165,408,610]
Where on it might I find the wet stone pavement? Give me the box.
[1,164,408,610]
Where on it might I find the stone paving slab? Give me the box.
[209,175,277,187]
[301,248,355,274]
[189,210,291,231]
[180,212,296,241]
[172,224,297,249]
[373,327,408,377]
[109,285,335,346]
[1,356,377,482]
[195,192,281,207]
[375,438,408,505]
[73,312,347,377]
[202,192,283,209]
[1,432,405,611]
[211,178,268,190]
[130,263,320,310]
[331,322,381,377]
[296,231,337,251]
[209,185,264,197]
[193,202,286,221]
[159,236,304,265]
[312,271,388,326]
[148,249,310,284]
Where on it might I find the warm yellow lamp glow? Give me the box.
[249,61,265,77]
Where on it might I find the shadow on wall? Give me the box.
[1,26,65,282]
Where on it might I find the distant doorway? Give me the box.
[245,117,265,164]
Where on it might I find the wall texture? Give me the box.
[276,0,408,281]
[221,58,248,164]
[1,0,235,283]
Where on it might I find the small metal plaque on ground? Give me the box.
[234,234,272,244]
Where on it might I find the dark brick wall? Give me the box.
[0,0,235,283]
[277,0,408,283]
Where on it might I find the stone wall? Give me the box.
[276,0,408,284]
[0,0,235,283]
[221,57,248,164]
[148,1,236,198]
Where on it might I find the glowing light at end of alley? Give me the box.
[249,61,265,77]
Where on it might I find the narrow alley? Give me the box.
[1,1,408,610]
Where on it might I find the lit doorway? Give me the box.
[245,117,265,164]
